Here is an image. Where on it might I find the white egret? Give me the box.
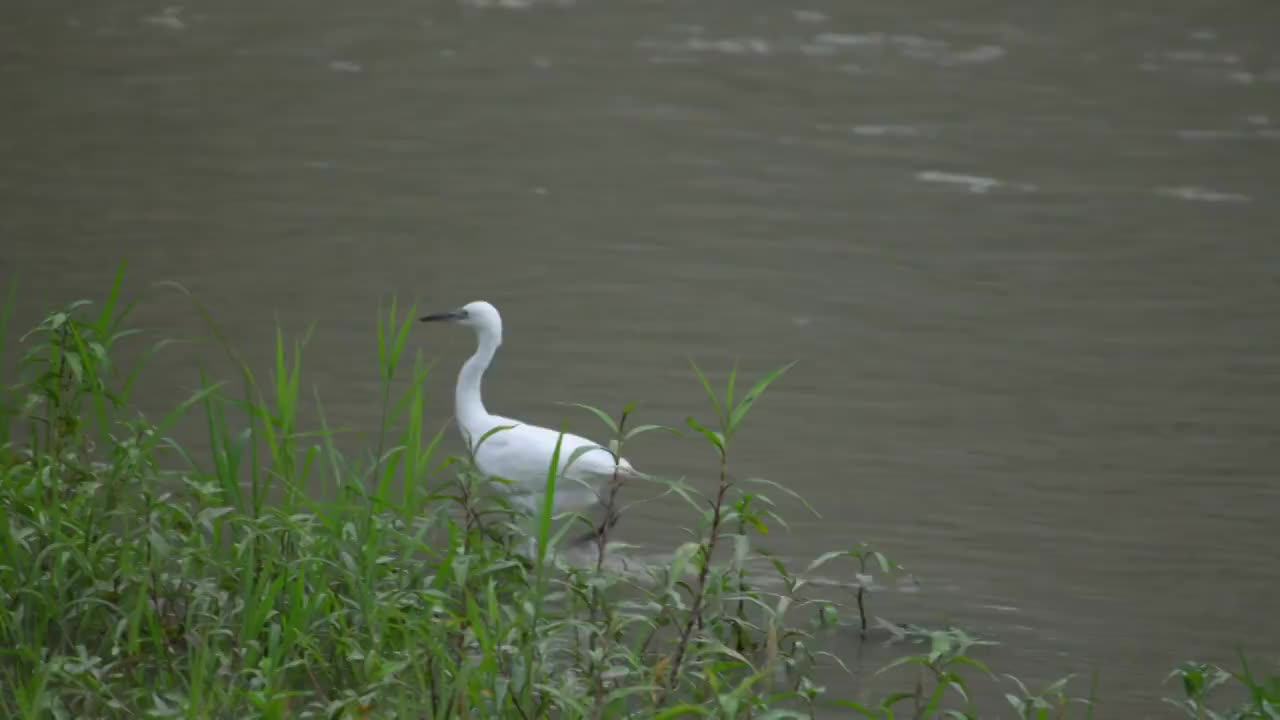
[420,301,641,554]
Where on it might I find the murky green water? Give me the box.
[4,0,1279,714]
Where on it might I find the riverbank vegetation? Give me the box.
[1,265,1275,718]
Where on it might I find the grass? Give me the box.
[1,263,1276,719]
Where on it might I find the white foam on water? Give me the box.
[917,171,1001,193]
[916,170,1035,194]
[328,60,363,74]
[684,37,772,56]
[1160,49,1241,65]
[946,45,1006,65]
[639,25,1004,67]
[1139,48,1278,87]
[810,33,1005,67]
[793,10,827,23]
[1176,126,1279,141]
[143,6,185,30]
[1177,129,1251,141]
[813,32,887,48]
[848,124,926,137]
[1156,186,1252,203]
[638,25,774,59]
[461,0,575,9]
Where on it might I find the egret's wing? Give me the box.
[472,420,628,486]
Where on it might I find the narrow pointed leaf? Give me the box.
[689,359,724,427]
[686,416,724,454]
[624,423,682,442]
[729,361,796,431]
[558,401,618,433]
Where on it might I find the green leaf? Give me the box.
[950,654,994,677]
[472,424,516,455]
[562,443,610,475]
[742,476,820,518]
[689,359,724,427]
[0,272,17,366]
[63,352,84,384]
[95,259,127,336]
[923,679,950,716]
[686,416,724,454]
[828,700,882,718]
[390,302,415,378]
[624,423,682,442]
[535,427,564,583]
[871,551,895,573]
[142,382,227,456]
[1003,673,1032,697]
[725,360,738,417]
[729,361,796,432]
[804,550,848,575]
[668,541,703,589]
[1043,673,1076,693]
[147,529,171,560]
[558,401,618,434]
[197,506,235,531]
[875,655,929,676]
[881,690,918,708]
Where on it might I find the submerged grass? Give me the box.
[1,265,1276,719]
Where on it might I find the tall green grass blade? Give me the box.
[728,361,795,433]
[1,276,19,448]
[94,259,126,338]
[64,321,113,448]
[401,353,429,510]
[725,360,738,420]
[371,297,417,504]
[0,273,15,368]
[689,359,724,428]
[536,427,564,571]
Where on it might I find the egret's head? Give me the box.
[420,301,502,340]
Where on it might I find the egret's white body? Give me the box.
[422,301,639,538]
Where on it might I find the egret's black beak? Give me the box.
[420,310,466,323]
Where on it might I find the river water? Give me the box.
[3,0,1279,715]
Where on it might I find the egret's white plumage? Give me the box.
[422,301,639,539]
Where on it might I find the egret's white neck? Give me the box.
[456,324,500,444]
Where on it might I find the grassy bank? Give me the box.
[0,265,1275,718]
